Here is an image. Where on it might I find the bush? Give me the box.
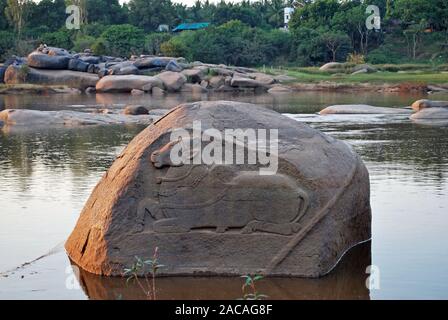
[72,35,96,53]
[347,53,365,64]
[99,24,145,57]
[0,31,16,61]
[92,38,108,56]
[40,29,74,49]
[145,33,172,55]
[81,23,108,38]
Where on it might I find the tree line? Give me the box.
[1,0,447,66]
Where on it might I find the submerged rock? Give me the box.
[411,99,448,112]
[65,100,371,277]
[410,108,448,126]
[320,104,412,115]
[0,109,156,129]
[123,105,149,115]
[268,85,293,94]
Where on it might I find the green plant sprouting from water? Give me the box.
[241,275,268,300]
[123,247,165,300]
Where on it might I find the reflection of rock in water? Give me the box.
[74,241,371,300]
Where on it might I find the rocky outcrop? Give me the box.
[411,99,448,112]
[230,76,267,89]
[4,65,99,90]
[27,52,71,70]
[65,100,371,277]
[320,104,412,115]
[0,108,158,129]
[96,75,163,93]
[156,71,187,92]
[3,45,287,93]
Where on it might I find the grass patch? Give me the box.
[270,68,448,85]
[0,84,71,94]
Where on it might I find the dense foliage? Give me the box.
[0,0,447,66]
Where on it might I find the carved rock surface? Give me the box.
[66,101,371,277]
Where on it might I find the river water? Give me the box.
[0,91,447,300]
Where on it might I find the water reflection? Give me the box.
[2,91,448,114]
[75,242,371,300]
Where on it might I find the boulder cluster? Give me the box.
[1,45,286,94]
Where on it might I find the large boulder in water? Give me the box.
[4,65,99,89]
[410,108,448,126]
[96,75,163,93]
[65,100,371,277]
[156,71,187,92]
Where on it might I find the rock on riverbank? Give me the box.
[2,45,281,93]
[0,108,165,129]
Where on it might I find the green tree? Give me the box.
[5,0,31,38]
[289,0,340,30]
[146,32,172,55]
[27,0,66,33]
[319,31,351,62]
[99,24,145,57]
[86,0,128,25]
[128,0,176,31]
[0,0,9,30]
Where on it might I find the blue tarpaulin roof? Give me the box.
[173,22,210,32]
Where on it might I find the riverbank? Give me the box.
[265,67,448,92]
[4,46,448,96]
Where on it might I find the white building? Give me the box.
[284,7,295,30]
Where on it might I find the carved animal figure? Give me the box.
[141,139,310,236]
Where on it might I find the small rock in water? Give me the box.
[411,99,448,112]
[123,105,149,115]
[131,89,144,96]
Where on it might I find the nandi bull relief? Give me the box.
[65,101,371,277]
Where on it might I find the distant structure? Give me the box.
[173,22,211,33]
[157,24,170,32]
[284,7,295,30]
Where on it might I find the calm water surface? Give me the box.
[0,91,447,299]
